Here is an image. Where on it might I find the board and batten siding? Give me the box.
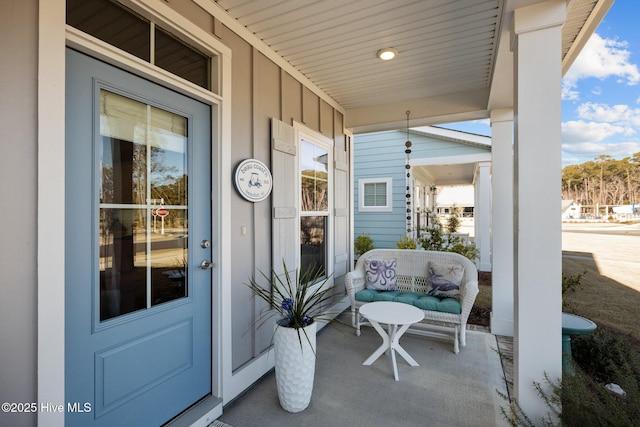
[354,129,490,249]
[215,23,348,371]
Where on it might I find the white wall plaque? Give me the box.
[233,158,273,202]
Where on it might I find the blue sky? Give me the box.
[437,1,640,167]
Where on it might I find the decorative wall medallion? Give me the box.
[234,158,273,202]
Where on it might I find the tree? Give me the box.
[562,154,640,211]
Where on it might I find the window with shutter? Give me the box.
[300,138,331,278]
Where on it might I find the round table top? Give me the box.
[562,312,597,335]
[360,301,424,325]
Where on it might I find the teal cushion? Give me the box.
[355,289,401,302]
[394,292,424,304]
[413,295,461,314]
[372,290,401,301]
[355,289,379,302]
[355,290,461,315]
[412,295,441,311]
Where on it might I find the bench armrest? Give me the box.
[344,269,365,306]
[459,280,479,323]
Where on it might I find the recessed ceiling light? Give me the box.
[377,48,398,61]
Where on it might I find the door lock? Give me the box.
[200,260,213,269]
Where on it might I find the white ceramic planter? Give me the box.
[273,321,317,412]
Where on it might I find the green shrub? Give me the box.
[448,241,479,261]
[446,207,461,233]
[500,330,640,427]
[413,208,478,261]
[561,269,586,310]
[354,234,374,256]
[396,235,416,249]
[572,329,640,387]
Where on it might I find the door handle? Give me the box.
[200,260,214,269]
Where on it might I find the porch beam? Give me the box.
[345,89,489,133]
[513,0,565,422]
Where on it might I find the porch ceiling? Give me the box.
[213,0,612,133]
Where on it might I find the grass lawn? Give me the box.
[563,256,640,353]
[470,259,640,353]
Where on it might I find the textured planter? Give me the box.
[273,321,317,412]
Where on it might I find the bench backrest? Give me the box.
[355,249,477,293]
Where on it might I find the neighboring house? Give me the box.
[1,1,611,426]
[435,186,476,217]
[562,200,582,219]
[612,204,639,218]
[353,127,491,270]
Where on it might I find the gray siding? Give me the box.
[1,1,351,409]
[173,6,349,370]
[0,1,38,427]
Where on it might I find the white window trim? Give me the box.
[358,177,393,212]
[295,122,334,282]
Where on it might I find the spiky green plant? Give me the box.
[247,261,339,350]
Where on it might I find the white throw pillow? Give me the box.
[364,259,398,291]
[427,261,464,298]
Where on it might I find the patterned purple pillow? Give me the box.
[364,259,398,291]
[427,262,464,298]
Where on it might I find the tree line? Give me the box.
[562,153,640,206]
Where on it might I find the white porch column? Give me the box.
[474,161,491,272]
[490,109,514,337]
[513,1,565,422]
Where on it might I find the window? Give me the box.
[300,138,331,277]
[67,0,212,90]
[358,178,392,212]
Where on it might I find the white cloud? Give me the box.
[562,83,580,101]
[562,141,640,161]
[562,141,608,154]
[561,120,628,143]
[562,33,640,100]
[576,102,640,128]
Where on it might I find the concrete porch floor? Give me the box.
[215,314,513,427]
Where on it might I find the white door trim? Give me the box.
[39,1,233,425]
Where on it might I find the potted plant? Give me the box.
[247,262,338,413]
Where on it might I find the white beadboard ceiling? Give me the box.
[211,0,610,185]
[216,0,500,109]
[213,0,610,135]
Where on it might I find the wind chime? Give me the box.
[405,111,412,233]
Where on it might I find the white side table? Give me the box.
[359,301,425,381]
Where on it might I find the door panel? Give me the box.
[65,49,212,427]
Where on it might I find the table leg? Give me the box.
[362,320,390,366]
[390,344,399,381]
[390,323,419,367]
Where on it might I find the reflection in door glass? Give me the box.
[99,90,188,321]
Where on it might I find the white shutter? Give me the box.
[271,118,298,278]
[333,145,350,279]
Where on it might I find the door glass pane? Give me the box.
[99,90,188,321]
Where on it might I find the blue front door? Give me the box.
[65,49,212,426]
